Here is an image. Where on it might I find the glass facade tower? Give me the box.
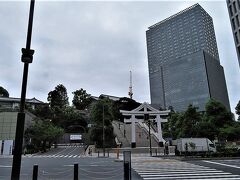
[146,4,230,112]
[227,0,240,67]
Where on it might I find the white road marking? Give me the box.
[137,170,224,174]
[132,157,240,180]
[203,160,240,169]
[0,165,12,168]
[141,172,232,177]
[143,174,240,180]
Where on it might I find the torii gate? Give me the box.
[120,102,170,148]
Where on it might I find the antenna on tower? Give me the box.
[128,71,133,99]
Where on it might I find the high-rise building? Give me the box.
[227,0,240,67]
[146,4,230,112]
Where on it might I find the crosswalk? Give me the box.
[132,157,240,180]
[26,154,84,158]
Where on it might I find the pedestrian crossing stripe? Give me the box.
[132,157,240,180]
[137,170,224,174]
[28,155,82,158]
[140,172,233,177]
[143,175,240,180]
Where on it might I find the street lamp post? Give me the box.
[11,0,35,179]
[102,105,105,157]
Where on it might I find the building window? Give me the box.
[230,5,233,16]
[233,1,237,13]
[232,18,236,29]
[237,15,240,26]
[238,46,240,55]
[235,32,239,44]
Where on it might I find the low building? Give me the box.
[0,97,43,111]
[99,94,121,101]
[0,97,44,155]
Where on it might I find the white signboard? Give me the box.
[70,135,82,140]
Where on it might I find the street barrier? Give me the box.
[74,163,78,180]
[123,151,131,180]
[32,164,38,180]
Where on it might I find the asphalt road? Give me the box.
[1,146,240,180]
[0,146,142,180]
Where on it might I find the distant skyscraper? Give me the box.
[146,4,230,112]
[227,0,240,67]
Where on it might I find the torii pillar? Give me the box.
[156,115,167,147]
[124,115,137,148]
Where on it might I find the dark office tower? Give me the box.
[146,4,230,112]
[227,0,240,67]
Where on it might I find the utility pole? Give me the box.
[128,71,133,99]
[102,105,105,157]
[11,0,35,179]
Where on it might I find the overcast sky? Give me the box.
[0,0,239,113]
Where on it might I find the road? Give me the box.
[1,147,240,180]
[0,146,141,180]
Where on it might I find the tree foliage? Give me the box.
[89,98,115,147]
[236,100,240,121]
[25,119,64,152]
[72,88,93,110]
[195,120,217,141]
[90,98,113,126]
[164,99,238,142]
[181,105,202,138]
[218,123,240,141]
[60,106,88,132]
[30,104,53,120]
[0,86,9,97]
[205,99,233,128]
[47,84,69,108]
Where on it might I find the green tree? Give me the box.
[163,111,183,139]
[195,120,217,140]
[90,98,113,126]
[0,86,9,97]
[179,105,202,138]
[236,101,240,121]
[205,99,233,128]
[25,119,64,152]
[47,84,69,108]
[218,123,240,141]
[30,104,53,120]
[72,88,93,110]
[61,106,88,132]
[89,98,115,147]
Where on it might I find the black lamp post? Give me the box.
[11,0,35,179]
[102,105,105,157]
[144,114,152,156]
